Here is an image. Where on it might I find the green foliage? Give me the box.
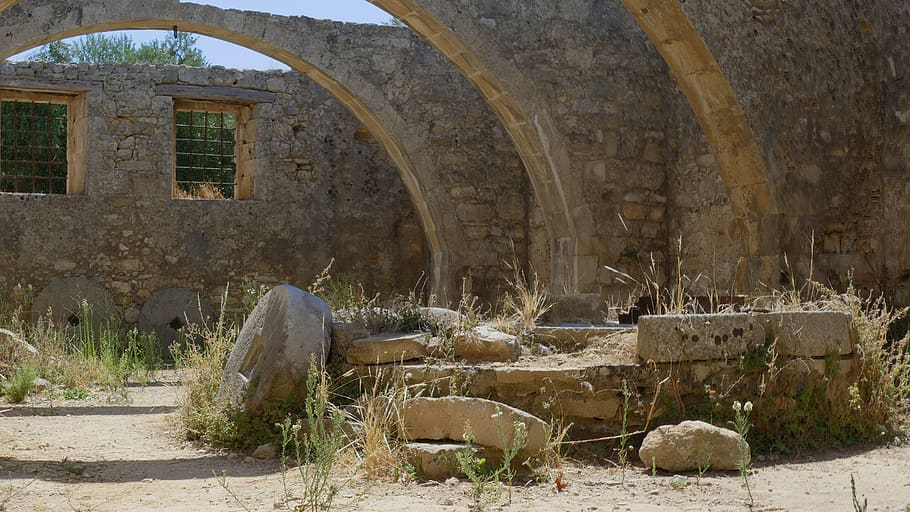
[2,363,37,403]
[454,428,501,511]
[174,289,242,447]
[851,474,867,512]
[29,32,208,66]
[731,400,754,507]
[277,359,346,512]
[616,380,633,485]
[0,100,68,194]
[383,17,406,27]
[0,293,161,403]
[739,332,775,374]
[455,411,529,510]
[174,109,236,198]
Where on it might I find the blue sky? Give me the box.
[11,1,396,70]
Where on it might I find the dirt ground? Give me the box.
[1,373,909,512]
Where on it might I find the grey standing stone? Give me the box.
[218,285,332,414]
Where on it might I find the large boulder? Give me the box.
[218,285,332,414]
[399,396,549,454]
[638,420,749,472]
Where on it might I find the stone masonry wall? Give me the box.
[443,1,679,304]
[0,61,429,319]
[678,1,887,293]
[7,1,910,315]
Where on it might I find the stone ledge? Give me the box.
[346,332,429,364]
[637,311,854,362]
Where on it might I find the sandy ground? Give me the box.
[2,374,909,512]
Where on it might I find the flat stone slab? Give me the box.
[532,325,633,351]
[637,311,853,362]
[544,293,603,325]
[399,396,549,454]
[346,332,429,364]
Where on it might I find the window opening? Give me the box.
[0,100,68,194]
[174,108,236,199]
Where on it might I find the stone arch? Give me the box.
[371,0,583,293]
[619,0,780,285]
[0,0,462,300]
[370,0,780,287]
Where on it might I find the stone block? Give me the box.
[346,332,429,364]
[555,393,620,420]
[637,311,855,362]
[417,307,466,335]
[218,285,332,414]
[403,442,497,481]
[400,397,549,454]
[639,420,747,472]
[637,313,765,362]
[760,311,853,356]
[330,322,370,354]
[544,294,603,325]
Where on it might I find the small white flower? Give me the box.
[744,401,753,413]
[733,401,742,412]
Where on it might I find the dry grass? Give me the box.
[174,182,228,200]
[500,257,551,332]
[173,288,239,445]
[349,372,410,479]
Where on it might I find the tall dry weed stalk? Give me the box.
[352,370,410,479]
[501,255,551,332]
[604,237,705,315]
[174,287,239,444]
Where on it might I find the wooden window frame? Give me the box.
[172,98,254,200]
[0,89,86,195]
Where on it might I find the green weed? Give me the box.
[2,363,37,403]
[277,358,347,512]
[732,400,754,507]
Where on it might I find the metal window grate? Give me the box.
[0,100,68,194]
[175,110,236,198]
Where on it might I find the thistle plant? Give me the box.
[732,400,754,507]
